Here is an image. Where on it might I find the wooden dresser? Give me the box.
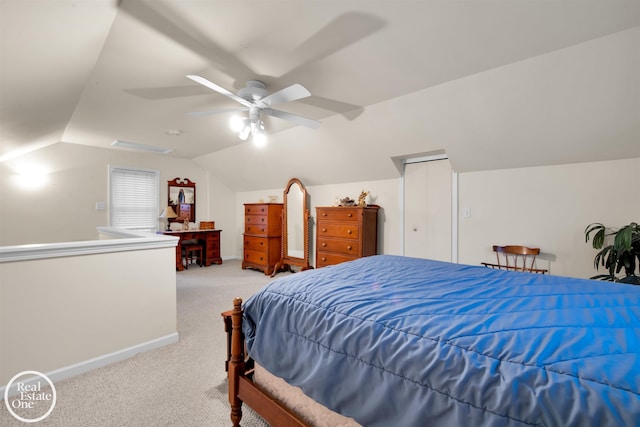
[315,206,379,268]
[242,203,283,275]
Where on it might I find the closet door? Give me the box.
[404,160,452,261]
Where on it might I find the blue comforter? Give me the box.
[242,255,640,426]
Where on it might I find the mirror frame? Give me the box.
[168,177,196,223]
[272,178,312,276]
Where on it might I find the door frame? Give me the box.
[401,155,458,263]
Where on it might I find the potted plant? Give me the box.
[584,222,640,285]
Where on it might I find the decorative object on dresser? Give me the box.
[167,177,196,224]
[316,205,379,268]
[199,221,215,230]
[272,178,312,276]
[242,203,283,275]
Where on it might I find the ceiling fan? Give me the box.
[186,75,320,145]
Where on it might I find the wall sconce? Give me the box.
[11,163,49,190]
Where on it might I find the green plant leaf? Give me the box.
[614,225,633,252]
[585,223,606,249]
[586,221,640,279]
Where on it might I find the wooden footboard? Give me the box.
[226,297,308,427]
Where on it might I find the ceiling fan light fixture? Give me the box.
[186,75,319,147]
[229,116,245,133]
[238,125,251,141]
[253,129,267,147]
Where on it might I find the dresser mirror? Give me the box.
[168,177,196,223]
[272,177,311,276]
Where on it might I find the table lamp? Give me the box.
[159,206,178,230]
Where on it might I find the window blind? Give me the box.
[110,167,159,231]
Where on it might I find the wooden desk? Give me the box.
[163,229,222,271]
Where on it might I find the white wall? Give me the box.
[0,239,177,386]
[202,173,237,260]
[233,158,639,278]
[2,141,637,277]
[458,157,640,278]
[0,142,209,245]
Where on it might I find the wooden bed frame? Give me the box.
[223,297,309,427]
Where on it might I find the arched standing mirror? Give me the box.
[272,178,311,276]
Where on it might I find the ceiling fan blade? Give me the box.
[186,75,252,108]
[258,84,311,108]
[186,107,248,117]
[263,108,321,129]
[120,0,254,80]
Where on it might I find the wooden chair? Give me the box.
[481,245,548,274]
[182,241,203,269]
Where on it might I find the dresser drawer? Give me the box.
[245,205,269,216]
[244,235,268,251]
[205,246,220,259]
[205,239,219,252]
[317,208,360,222]
[244,249,268,266]
[246,214,269,226]
[317,237,360,256]
[316,252,357,268]
[317,223,360,239]
[245,223,268,235]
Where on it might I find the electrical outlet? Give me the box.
[463,207,471,218]
[95,202,106,210]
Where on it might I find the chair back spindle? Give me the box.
[482,245,547,274]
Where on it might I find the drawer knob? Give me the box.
[321,257,327,261]
[347,213,353,217]
[347,229,352,234]
[322,212,327,216]
[322,242,327,247]
[347,245,352,250]
[322,228,327,232]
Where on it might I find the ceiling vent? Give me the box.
[111,140,174,154]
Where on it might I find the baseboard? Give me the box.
[1,333,179,399]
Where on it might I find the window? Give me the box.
[109,166,159,232]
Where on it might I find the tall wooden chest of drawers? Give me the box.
[242,203,283,275]
[315,206,379,268]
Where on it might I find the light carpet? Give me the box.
[1,259,283,427]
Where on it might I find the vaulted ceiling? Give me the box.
[1,0,639,191]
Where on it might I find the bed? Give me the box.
[225,255,640,426]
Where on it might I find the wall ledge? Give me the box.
[0,227,178,263]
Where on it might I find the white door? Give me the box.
[404,159,452,261]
